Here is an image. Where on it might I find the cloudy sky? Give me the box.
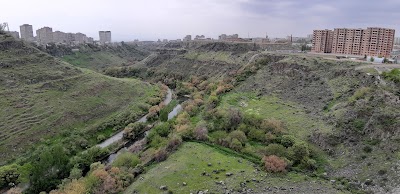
[3,0,399,41]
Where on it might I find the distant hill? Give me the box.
[0,35,160,164]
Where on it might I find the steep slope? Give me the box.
[0,35,160,164]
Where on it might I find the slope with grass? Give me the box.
[125,142,347,194]
[61,43,150,72]
[0,35,160,164]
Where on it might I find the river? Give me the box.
[97,88,173,148]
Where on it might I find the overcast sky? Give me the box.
[3,0,399,41]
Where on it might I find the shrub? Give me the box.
[123,122,146,139]
[0,164,20,188]
[210,131,228,145]
[112,152,140,169]
[248,128,265,142]
[194,122,208,140]
[280,135,296,148]
[288,142,310,162]
[148,133,167,149]
[243,114,262,128]
[154,148,168,162]
[262,155,287,173]
[147,97,161,106]
[229,138,243,151]
[264,144,287,158]
[265,132,277,144]
[228,108,243,130]
[229,130,247,144]
[97,135,106,142]
[176,112,190,126]
[299,158,317,171]
[166,135,183,152]
[260,118,284,134]
[69,166,83,179]
[154,122,172,137]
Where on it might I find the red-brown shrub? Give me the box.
[262,155,287,173]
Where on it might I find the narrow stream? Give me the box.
[97,88,173,148]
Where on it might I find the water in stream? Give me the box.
[97,88,172,148]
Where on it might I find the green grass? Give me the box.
[0,36,160,164]
[125,142,347,194]
[62,51,128,71]
[219,92,332,139]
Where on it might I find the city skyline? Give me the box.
[3,0,400,41]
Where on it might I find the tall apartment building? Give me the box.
[312,27,395,57]
[36,27,53,44]
[74,33,87,44]
[395,37,400,45]
[53,31,67,43]
[360,27,395,57]
[99,31,111,44]
[20,24,34,41]
[311,30,333,53]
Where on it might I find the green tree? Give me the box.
[29,145,70,193]
[112,152,140,168]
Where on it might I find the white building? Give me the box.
[36,27,53,44]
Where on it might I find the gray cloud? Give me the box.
[2,0,398,41]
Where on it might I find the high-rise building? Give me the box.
[20,24,34,41]
[360,27,395,57]
[99,31,111,44]
[183,35,192,41]
[74,33,87,44]
[331,28,363,55]
[312,27,395,57]
[395,37,400,45]
[36,27,53,44]
[311,29,333,53]
[53,31,67,43]
[8,31,20,39]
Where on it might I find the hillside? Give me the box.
[105,43,399,193]
[54,43,150,72]
[15,41,399,194]
[0,34,160,164]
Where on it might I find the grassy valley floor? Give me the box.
[125,142,347,194]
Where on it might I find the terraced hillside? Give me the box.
[0,35,160,164]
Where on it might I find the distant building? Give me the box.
[99,31,111,44]
[311,29,333,53]
[394,37,400,45]
[219,34,227,40]
[312,27,395,57]
[252,37,269,44]
[74,33,87,44]
[20,24,34,41]
[53,31,67,43]
[36,27,53,44]
[183,35,191,42]
[87,37,94,44]
[194,35,206,40]
[162,39,168,43]
[8,31,19,39]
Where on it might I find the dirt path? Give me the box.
[355,64,400,70]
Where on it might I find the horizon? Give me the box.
[3,0,400,41]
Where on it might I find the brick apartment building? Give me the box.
[312,27,395,57]
[312,30,333,53]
